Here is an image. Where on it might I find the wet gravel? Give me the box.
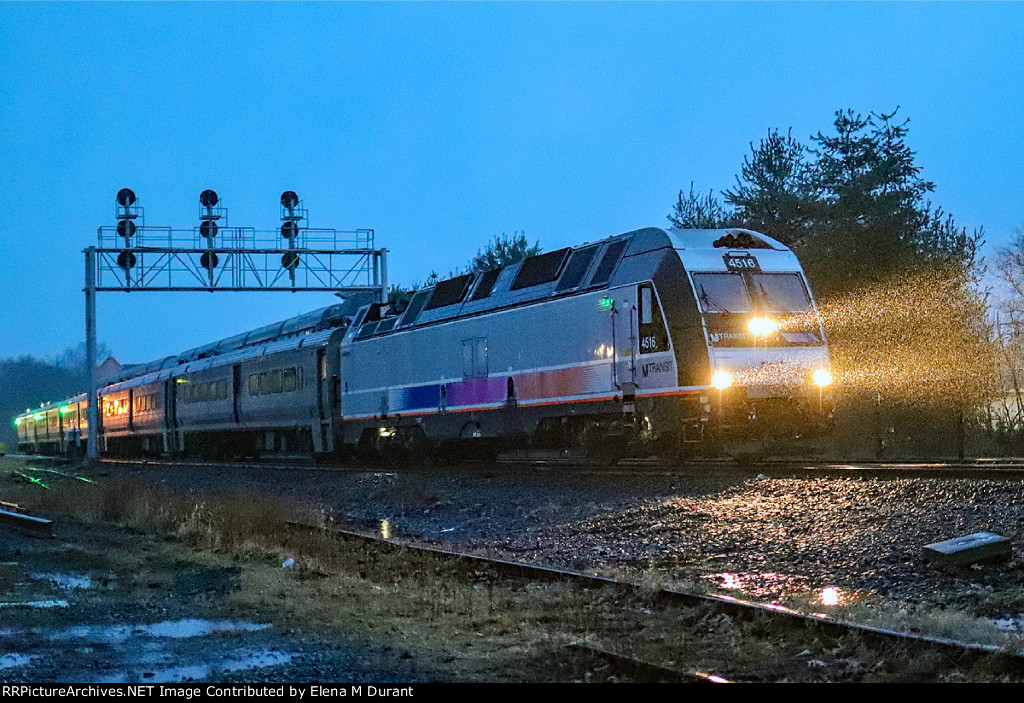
[497,477,1024,612]
[94,461,1024,617]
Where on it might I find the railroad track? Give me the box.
[288,521,1024,682]
[81,454,1024,481]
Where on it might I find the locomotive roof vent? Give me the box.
[712,231,772,249]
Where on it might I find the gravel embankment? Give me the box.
[93,461,1024,617]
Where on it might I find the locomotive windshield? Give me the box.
[751,273,811,313]
[692,272,811,314]
[692,273,752,313]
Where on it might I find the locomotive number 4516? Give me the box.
[723,254,761,271]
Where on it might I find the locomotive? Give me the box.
[15,226,832,462]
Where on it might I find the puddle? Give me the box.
[31,572,92,591]
[89,649,294,684]
[993,615,1024,632]
[707,572,813,598]
[221,649,295,673]
[0,599,69,610]
[706,572,873,607]
[0,653,36,671]
[47,619,271,644]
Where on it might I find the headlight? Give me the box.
[711,370,735,390]
[747,317,779,336]
[812,369,834,387]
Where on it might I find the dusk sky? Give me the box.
[1,2,1022,365]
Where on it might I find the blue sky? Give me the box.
[1,2,1022,363]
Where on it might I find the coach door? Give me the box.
[314,348,332,453]
[128,389,135,433]
[232,365,242,424]
[163,379,178,455]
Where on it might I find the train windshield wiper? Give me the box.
[698,284,732,314]
[757,282,786,313]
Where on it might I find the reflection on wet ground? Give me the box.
[706,572,875,608]
[91,648,295,684]
[0,654,35,671]
[30,572,92,591]
[3,618,291,682]
[45,619,272,644]
[0,599,69,609]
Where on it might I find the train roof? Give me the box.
[110,303,353,384]
[345,226,804,343]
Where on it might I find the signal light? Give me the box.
[200,251,219,269]
[116,188,136,207]
[281,191,299,209]
[200,220,218,238]
[281,221,299,239]
[116,219,136,239]
[282,252,300,270]
[200,189,219,208]
[117,250,137,269]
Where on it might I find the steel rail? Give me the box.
[91,455,1024,481]
[0,507,53,538]
[568,643,731,683]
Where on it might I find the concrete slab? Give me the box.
[923,532,1011,567]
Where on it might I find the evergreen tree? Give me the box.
[724,129,817,246]
[468,232,541,272]
[389,233,540,303]
[667,108,995,455]
[667,183,735,229]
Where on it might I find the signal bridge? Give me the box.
[84,188,388,459]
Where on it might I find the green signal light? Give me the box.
[598,296,614,311]
[14,418,21,426]
[33,413,44,421]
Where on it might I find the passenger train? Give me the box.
[15,227,832,462]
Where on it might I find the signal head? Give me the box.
[117,250,137,270]
[199,220,218,238]
[116,188,136,207]
[281,191,299,209]
[200,189,219,208]
[200,251,219,269]
[281,221,299,239]
[116,219,137,239]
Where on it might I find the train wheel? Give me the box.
[401,427,436,468]
[582,425,628,466]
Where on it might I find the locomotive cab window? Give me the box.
[691,273,753,313]
[751,273,811,313]
[637,283,670,354]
